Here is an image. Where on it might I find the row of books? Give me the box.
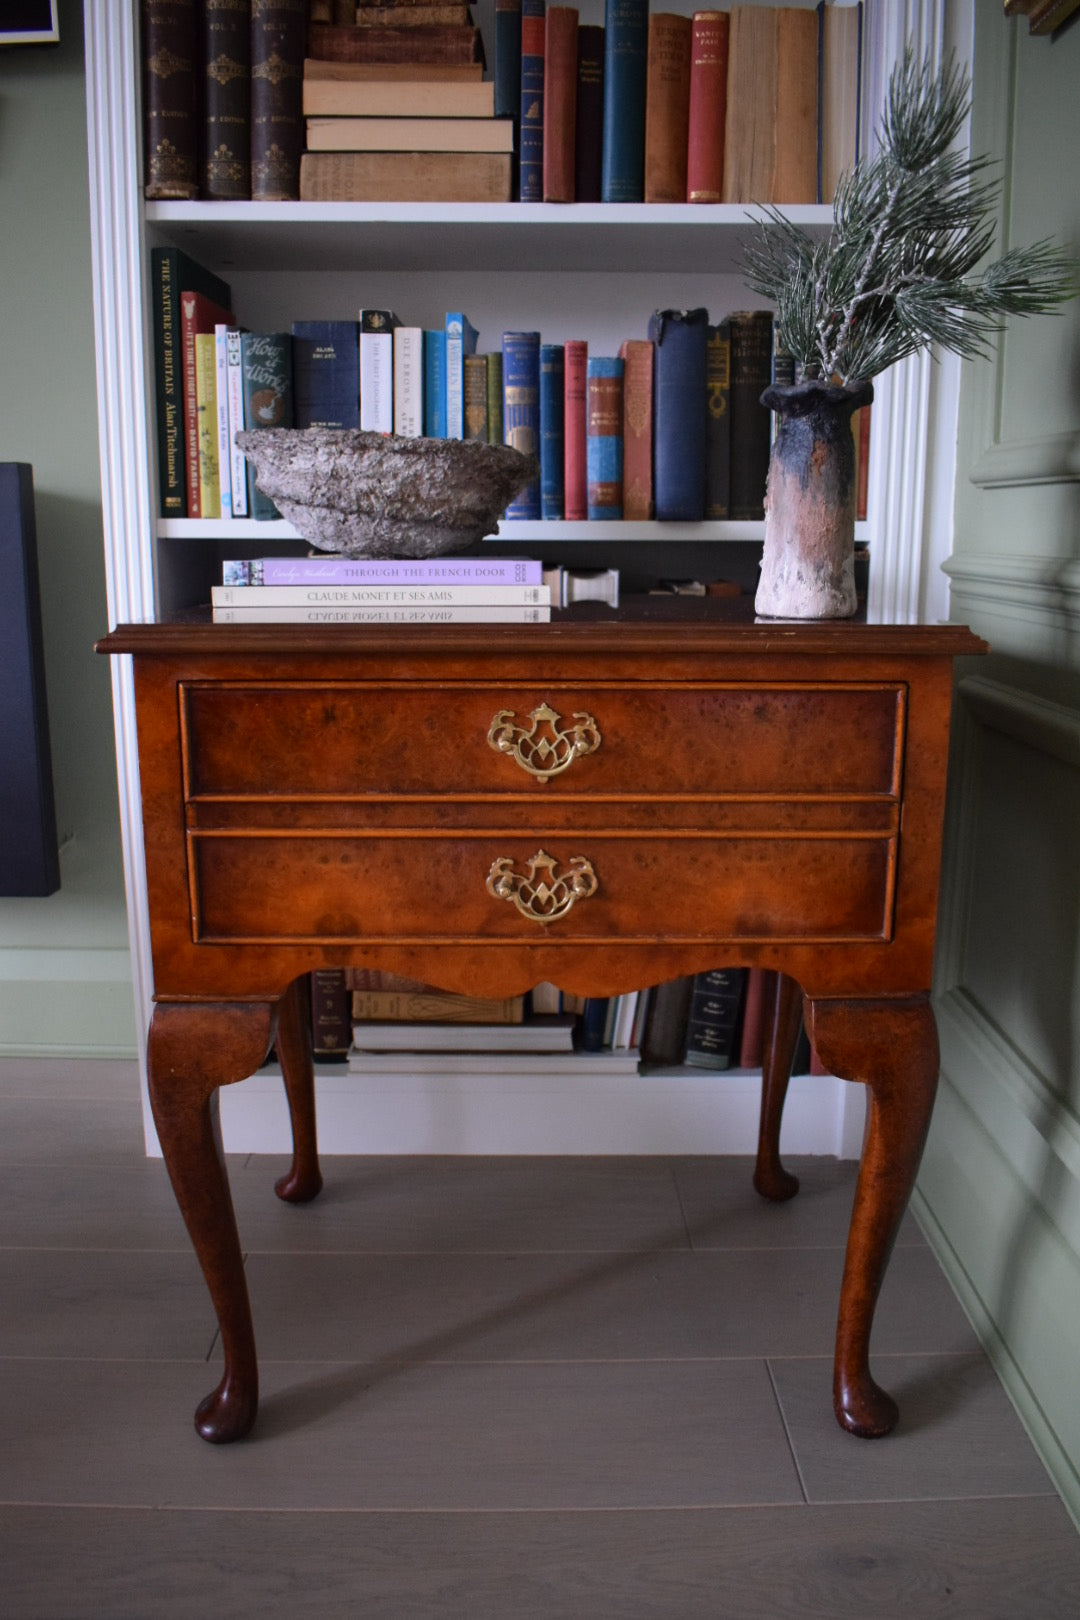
[143,1,860,207]
[503,0,862,207]
[309,965,826,1074]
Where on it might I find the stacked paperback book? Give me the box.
[212,553,552,624]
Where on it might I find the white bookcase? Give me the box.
[83,0,946,1158]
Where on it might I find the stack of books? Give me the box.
[300,9,512,201]
[211,553,552,624]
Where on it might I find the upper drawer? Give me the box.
[179,680,905,800]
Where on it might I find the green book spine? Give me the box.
[486,350,504,444]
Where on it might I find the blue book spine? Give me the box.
[519,0,545,202]
[502,330,541,519]
[495,0,522,121]
[648,308,708,521]
[539,343,565,519]
[423,329,447,437]
[601,0,648,203]
[240,330,293,520]
[291,320,360,430]
[585,355,624,520]
[445,312,479,440]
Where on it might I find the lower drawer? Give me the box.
[187,831,896,945]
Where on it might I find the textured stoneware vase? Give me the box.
[754,379,874,620]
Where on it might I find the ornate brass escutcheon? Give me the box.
[486,849,599,925]
[487,702,601,782]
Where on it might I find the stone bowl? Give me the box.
[234,428,540,559]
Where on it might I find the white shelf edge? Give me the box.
[156,518,870,544]
[146,200,836,229]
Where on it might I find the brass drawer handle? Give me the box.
[486,849,598,925]
[487,702,601,782]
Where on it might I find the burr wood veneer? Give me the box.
[98,600,986,1445]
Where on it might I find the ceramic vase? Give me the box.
[754,378,874,620]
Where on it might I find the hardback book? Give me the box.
[643,10,692,204]
[728,309,773,520]
[212,603,553,623]
[486,350,504,443]
[251,0,307,201]
[445,312,479,439]
[423,328,447,435]
[142,0,198,198]
[683,967,747,1071]
[577,997,610,1052]
[704,318,731,519]
[221,555,545,585]
[213,326,235,519]
[519,0,546,201]
[299,149,513,200]
[574,23,604,201]
[202,0,250,199]
[239,331,293,519]
[649,306,708,522]
[302,57,484,81]
[350,1018,576,1053]
[818,0,862,203]
[722,5,818,204]
[737,966,774,1070]
[305,115,514,151]
[180,288,234,518]
[585,355,624,520]
[618,337,653,521]
[150,248,231,516]
[854,399,871,522]
[291,319,361,429]
[502,330,541,517]
[539,343,565,518]
[542,5,578,202]
[463,352,490,440]
[225,328,248,516]
[638,974,694,1069]
[600,0,649,202]
[353,4,473,26]
[686,9,729,202]
[359,309,400,433]
[310,967,351,1059]
[563,338,588,521]
[394,325,425,436]
[193,332,220,520]
[306,20,486,64]
[0,464,59,896]
[351,990,525,1023]
[302,75,495,116]
[494,0,523,121]
[771,321,797,391]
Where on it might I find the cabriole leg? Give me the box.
[809,995,940,1438]
[753,971,803,1202]
[147,1000,275,1443]
[274,975,323,1204]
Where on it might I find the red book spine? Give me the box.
[686,9,728,203]
[619,337,654,520]
[564,338,588,521]
[543,6,579,202]
[180,289,234,518]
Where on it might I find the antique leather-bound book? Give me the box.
[299,149,512,200]
[542,5,578,201]
[563,338,588,521]
[251,0,307,200]
[686,9,728,202]
[573,23,604,201]
[643,11,691,204]
[143,0,199,198]
[585,356,624,520]
[307,20,485,62]
[728,308,773,520]
[619,337,653,520]
[600,0,649,201]
[649,306,707,521]
[203,0,251,199]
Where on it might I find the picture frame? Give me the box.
[0,1,60,46]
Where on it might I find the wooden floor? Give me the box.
[2,1055,1079,1619]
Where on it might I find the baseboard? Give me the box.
[211,1064,866,1158]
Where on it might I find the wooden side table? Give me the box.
[99,601,986,1443]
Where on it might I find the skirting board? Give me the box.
[205,1066,867,1159]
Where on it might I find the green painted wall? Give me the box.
[922,11,1080,1527]
[0,0,135,1055]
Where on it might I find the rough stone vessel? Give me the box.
[755,380,874,620]
[235,429,540,558]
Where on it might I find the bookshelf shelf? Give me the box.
[157,515,871,545]
[144,200,837,275]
